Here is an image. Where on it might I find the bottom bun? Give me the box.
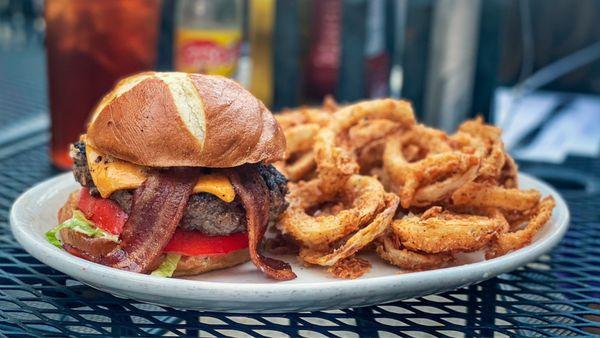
[173,249,250,277]
[57,189,250,276]
[58,190,80,223]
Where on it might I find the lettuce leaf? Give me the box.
[45,210,119,248]
[150,253,181,278]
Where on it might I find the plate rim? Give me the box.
[10,172,570,304]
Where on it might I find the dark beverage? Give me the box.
[45,0,160,169]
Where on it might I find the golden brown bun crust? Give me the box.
[86,72,285,167]
[172,249,250,277]
[57,191,250,276]
[60,228,117,257]
[58,190,79,223]
[189,74,286,167]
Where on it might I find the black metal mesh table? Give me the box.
[1,47,599,337]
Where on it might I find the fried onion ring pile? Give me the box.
[274,96,337,182]
[274,98,556,278]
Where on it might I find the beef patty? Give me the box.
[71,142,288,236]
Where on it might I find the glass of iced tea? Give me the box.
[45,0,161,169]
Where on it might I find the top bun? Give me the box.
[86,72,285,168]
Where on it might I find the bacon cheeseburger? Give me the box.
[47,72,296,280]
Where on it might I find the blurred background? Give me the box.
[0,0,599,169]
[0,2,599,336]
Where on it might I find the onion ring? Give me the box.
[376,234,453,270]
[278,175,387,250]
[281,151,316,181]
[330,99,415,131]
[346,119,398,174]
[451,118,506,183]
[391,207,508,253]
[299,193,399,266]
[284,123,320,155]
[356,138,387,174]
[383,128,480,208]
[503,208,534,231]
[276,99,338,183]
[314,99,415,197]
[275,106,333,130]
[314,127,360,197]
[345,118,399,150]
[451,182,541,212]
[486,196,555,259]
[411,159,479,207]
[499,154,519,188]
[327,256,372,279]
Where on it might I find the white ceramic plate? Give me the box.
[11,172,569,313]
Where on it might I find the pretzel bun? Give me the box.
[172,249,250,277]
[86,72,285,167]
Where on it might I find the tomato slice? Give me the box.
[163,229,249,256]
[77,188,248,256]
[77,188,128,235]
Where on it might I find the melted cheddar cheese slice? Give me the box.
[193,174,235,202]
[85,144,235,202]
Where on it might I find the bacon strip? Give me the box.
[225,164,296,280]
[66,169,198,273]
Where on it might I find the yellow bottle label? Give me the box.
[175,29,242,77]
